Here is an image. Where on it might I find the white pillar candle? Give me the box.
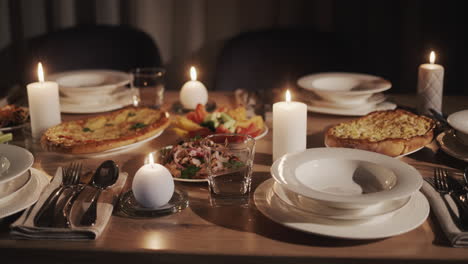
[180,66,208,109]
[273,90,307,161]
[417,51,444,115]
[27,63,61,139]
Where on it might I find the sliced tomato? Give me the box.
[215,124,231,134]
[236,123,262,138]
[186,104,207,124]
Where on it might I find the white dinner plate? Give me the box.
[49,70,131,97]
[60,93,134,114]
[254,179,429,239]
[0,123,29,132]
[271,148,423,208]
[59,129,165,158]
[272,182,410,220]
[0,144,34,184]
[307,101,397,116]
[0,168,49,219]
[307,93,386,109]
[436,130,468,162]
[0,170,31,201]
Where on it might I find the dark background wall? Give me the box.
[0,0,467,96]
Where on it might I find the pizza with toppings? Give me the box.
[41,106,170,154]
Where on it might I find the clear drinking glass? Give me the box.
[130,68,165,108]
[202,134,256,207]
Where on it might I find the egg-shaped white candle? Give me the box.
[27,62,61,139]
[132,153,175,208]
[179,66,208,109]
[273,90,307,161]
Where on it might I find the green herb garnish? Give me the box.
[180,165,201,179]
[223,160,245,169]
[130,122,147,130]
[128,112,136,117]
[82,127,93,132]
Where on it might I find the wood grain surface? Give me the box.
[1,89,468,264]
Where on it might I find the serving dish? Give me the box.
[0,171,31,201]
[297,72,392,105]
[271,148,423,208]
[49,70,131,97]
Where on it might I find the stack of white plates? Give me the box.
[297,72,397,116]
[0,144,49,219]
[255,148,429,239]
[48,70,134,114]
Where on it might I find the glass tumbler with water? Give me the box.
[202,134,256,206]
[130,68,165,108]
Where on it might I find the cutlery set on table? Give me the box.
[9,160,127,240]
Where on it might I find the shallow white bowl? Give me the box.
[0,144,34,184]
[49,70,131,98]
[271,148,422,208]
[297,72,392,105]
[447,110,468,146]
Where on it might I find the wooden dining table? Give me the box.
[1,89,468,264]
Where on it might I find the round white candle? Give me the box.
[26,63,61,139]
[180,66,208,109]
[132,154,174,208]
[417,51,444,115]
[273,90,307,161]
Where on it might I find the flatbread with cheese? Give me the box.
[41,106,170,154]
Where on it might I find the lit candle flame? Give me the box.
[148,152,155,167]
[429,51,436,64]
[190,66,197,81]
[37,62,44,82]
[285,89,291,103]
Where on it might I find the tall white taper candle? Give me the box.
[27,63,61,139]
[273,90,307,161]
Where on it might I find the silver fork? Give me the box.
[34,162,82,227]
[433,167,468,226]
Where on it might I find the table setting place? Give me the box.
[0,50,468,252]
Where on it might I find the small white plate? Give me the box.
[254,179,429,240]
[272,182,410,220]
[298,72,392,105]
[0,144,34,184]
[307,101,397,116]
[271,148,423,208]
[0,168,49,219]
[49,70,131,97]
[436,130,468,162]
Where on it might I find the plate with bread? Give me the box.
[41,106,170,155]
[324,109,435,157]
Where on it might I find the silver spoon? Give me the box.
[79,160,119,226]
